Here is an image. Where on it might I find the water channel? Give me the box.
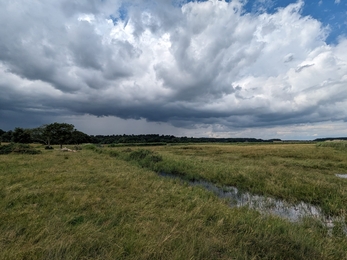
[159,172,347,237]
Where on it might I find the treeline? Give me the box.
[1,124,284,145]
[0,123,91,147]
[89,134,279,144]
[2,124,347,146]
[314,137,347,142]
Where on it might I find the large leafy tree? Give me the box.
[12,127,32,143]
[31,126,50,146]
[1,130,13,143]
[45,123,75,149]
[31,123,75,148]
[70,130,91,145]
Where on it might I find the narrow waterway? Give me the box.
[159,172,347,236]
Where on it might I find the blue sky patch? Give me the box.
[242,0,346,44]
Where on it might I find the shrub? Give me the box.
[0,144,14,154]
[0,143,41,155]
[83,144,97,150]
[129,149,153,160]
[126,149,163,169]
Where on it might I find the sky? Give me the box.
[0,0,347,140]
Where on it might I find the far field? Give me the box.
[1,142,347,259]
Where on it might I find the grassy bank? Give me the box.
[1,145,347,259]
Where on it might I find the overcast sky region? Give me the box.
[1,0,347,140]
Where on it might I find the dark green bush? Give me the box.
[0,144,14,154]
[83,144,97,150]
[0,143,41,155]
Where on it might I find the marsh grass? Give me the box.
[1,146,347,259]
[112,144,347,216]
[316,140,347,150]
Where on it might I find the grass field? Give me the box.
[112,143,347,216]
[1,143,347,259]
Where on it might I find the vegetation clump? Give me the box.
[0,144,13,154]
[83,144,98,150]
[126,149,163,168]
[0,143,41,155]
[316,140,347,150]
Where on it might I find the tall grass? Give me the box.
[111,144,347,216]
[316,140,347,150]
[1,146,347,259]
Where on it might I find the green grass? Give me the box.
[316,140,347,150]
[110,143,347,216]
[1,145,347,259]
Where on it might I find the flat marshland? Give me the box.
[1,143,347,259]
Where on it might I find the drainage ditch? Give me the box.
[159,172,347,237]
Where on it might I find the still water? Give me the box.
[159,172,347,236]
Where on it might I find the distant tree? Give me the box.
[1,130,13,143]
[12,127,32,143]
[31,126,50,145]
[70,130,91,145]
[30,123,75,148]
[0,129,5,145]
[44,123,75,149]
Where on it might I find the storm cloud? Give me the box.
[1,0,347,139]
